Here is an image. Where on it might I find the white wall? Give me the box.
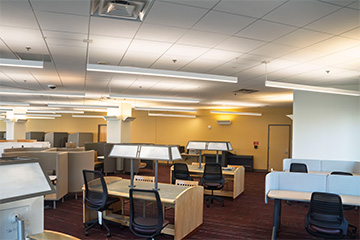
[292,90,360,160]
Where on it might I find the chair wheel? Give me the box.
[85,231,88,236]
[107,233,111,237]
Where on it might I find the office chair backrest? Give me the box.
[82,170,108,210]
[129,189,163,238]
[203,163,223,181]
[175,179,198,186]
[134,175,155,182]
[290,163,308,173]
[306,192,348,239]
[173,163,191,182]
[330,171,353,176]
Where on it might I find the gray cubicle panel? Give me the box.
[68,132,93,147]
[84,142,105,156]
[44,132,68,148]
[26,132,45,141]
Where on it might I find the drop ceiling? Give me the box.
[0,0,359,111]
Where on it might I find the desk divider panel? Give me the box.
[278,172,327,192]
[321,160,360,173]
[327,175,360,196]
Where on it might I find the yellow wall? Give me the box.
[131,107,292,170]
[25,114,106,142]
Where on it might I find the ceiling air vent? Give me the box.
[91,0,154,22]
[234,89,259,94]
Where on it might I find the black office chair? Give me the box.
[201,163,225,207]
[129,189,169,239]
[82,170,120,237]
[172,163,192,184]
[305,192,357,239]
[290,163,308,173]
[330,171,353,176]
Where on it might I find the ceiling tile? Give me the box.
[120,51,162,68]
[158,0,219,9]
[127,39,172,55]
[90,17,141,38]
[305,8,360,35]
[274,29,333,48]
[135,23,188,42]
[305,36,360,55]
[263,1,340,27]
[179,58,226,73]
[214,0,287,18]
[165,44,208,58]
[44,31,88,48]
[318,0,358,7]
[144,1,208,28]
[215,36,265,53]
[199,49,242,62]
[151,54,193,70]
[177,30,229,48]
[193,10,255,35]
[341,27,360,40]
[31,0,90,16]
[250,43,298,59]
[236,20,296,42]
[0,0,38,29]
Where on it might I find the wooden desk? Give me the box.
[83,177,203,240]
[267,190,360,240]
[28,230,80,240]
[170,165,245,199]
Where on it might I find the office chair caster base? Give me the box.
[84,231,89,236]
[107,233,111,237]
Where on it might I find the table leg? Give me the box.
[271,199,281,240]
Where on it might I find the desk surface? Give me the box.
[180,164,238,175]
[28,230,80,240]
[268,190,360,206]
[105,177,193,204]
[181,153,200,157]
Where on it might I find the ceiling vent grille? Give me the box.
[91,0,154,22]
[233,88,259,94]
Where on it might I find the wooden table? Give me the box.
[28,230,80,240]
[170,165,245,199]
[83,177,203,240]
[267,190,360,240]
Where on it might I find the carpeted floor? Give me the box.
[44,165,359,239]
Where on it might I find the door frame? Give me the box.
[267,124,292,171]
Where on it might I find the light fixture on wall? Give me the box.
[148,113,196,118]
[134,107,197,113]
[87,64,238,83]
[0,58,43,68]
[265,80,360,97]
[217,120,231,125]
[110,94,200,103]
[212,102,263,107]
[211,110,262,116]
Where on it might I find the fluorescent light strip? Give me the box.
[26,116,55,120]
[148,113,196,118]
[265,80,360,97]
[74,108,108,113]
[72,115,105,119]
[211,110,262,116]
[48,104,118,109]
[14,113,61,117]
[0,102,29,106]
[0,89,84,98]
[135,107,197,113]
[212,101,263,107]
[87,64,237,83]
[110,94,199,103]
[27,110,85,114]
[0,58,43,68]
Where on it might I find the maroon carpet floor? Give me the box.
[44,165,360,239]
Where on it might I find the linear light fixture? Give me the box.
[48,104,119,109]
[148,113,196,118]
[87,64,237,83]
[135,107,197,113]
[265,80,360,97]
[26,116,55,120]
[212,101,264,107]
[14,113,61,117]
[110,94,200,103]
[0,102,30,106]
[74,108,108,113]
[27,110,85,114]
[0,89,85,98]
[72,115,105,119]
[211,110,262,116]
[0,58,43,68]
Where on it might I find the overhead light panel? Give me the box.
[48,104,119,109]
[135,107,197,113]
[0,58,43,68]
[211,110,262,116]
[72,115,105,119]
[14,113,61,117]
[0,102,30,106]
[265,80,360,97]
[26,116,55,120]
[212,101,263,107]
[88,64,237,83]
[0,89,85,98]
[110,94,200,103]
[148,113,196,118]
